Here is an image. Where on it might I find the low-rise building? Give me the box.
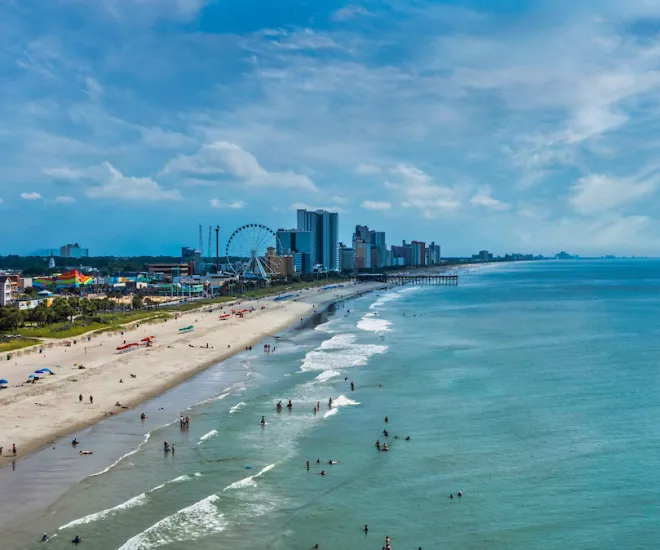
[0,276,13,306]
[146,263,191,278]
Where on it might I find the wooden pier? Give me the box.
[352,273,459,286]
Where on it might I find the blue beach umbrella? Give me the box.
[0,379,8,384]
[34,369,46,374]
[28,375,35,379]
[41,368,53,373]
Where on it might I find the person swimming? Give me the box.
[72,535,82,544]
[457,491,463,497]
[41,533,49,542]
[276,401,282,412]
[71,438,79,445]
[328,460,340,465]
[320,471,327,476]
[384,416,389,423]
[383,429,388,437]
[375,440,380,450]
[382,443,389,452]
[405,436,411,441]
[79,450,93,455]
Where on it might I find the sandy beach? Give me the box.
[0,282,383,462]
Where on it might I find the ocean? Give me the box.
[3,260,660,549]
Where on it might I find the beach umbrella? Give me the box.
[28,375,35,379]
[41,368,53,373]
[35,369,46,373]
[0,379,8,384]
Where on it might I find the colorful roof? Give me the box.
[32,270,93,289]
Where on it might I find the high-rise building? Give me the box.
[354,241,371,269]
[339,243,355,271]
[411,241,426,266]
[369,230,387,268]
[277,228,313,273]
[60,243,89,258]
[296,209,339,271]
[427,242,442,265]
[354,225,369,242]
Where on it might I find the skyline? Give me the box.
[2,1,660,256]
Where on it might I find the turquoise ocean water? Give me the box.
[5,260,660,549]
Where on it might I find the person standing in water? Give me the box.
[350,381,355,391]
[328,397,333,408]
[261,416,266,426]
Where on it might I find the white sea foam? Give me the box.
[300,334,387,372]
[60,473,203,530]
[324,395,359,418]
[150,473,202,492]
[223,463,277,491]
[229,402,246,415]
[88,433,151,478]
[315,370,341,382]
[320,333,357,350]
[357,313,392,333]
[197,430,218,444]
[117,494,225,550]
[195,391,231,407]
[334,395,360,407]
[59,494,148,530]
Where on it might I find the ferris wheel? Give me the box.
[225,223,282,280]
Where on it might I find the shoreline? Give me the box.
[0,283,386,466]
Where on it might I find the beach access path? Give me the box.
[0,283,383,461]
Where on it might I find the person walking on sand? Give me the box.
[89,395,93,404]
[79,394,82,403]
[12,443,17,456]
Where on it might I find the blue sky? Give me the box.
[2,0,660,256]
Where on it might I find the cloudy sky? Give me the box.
[2,0,660,256]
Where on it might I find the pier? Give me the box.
[352,273,459,286]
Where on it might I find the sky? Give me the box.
[2,0,660,256]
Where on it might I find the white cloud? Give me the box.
[470,186,510,211]
[21,192,42,200]
[43,167,88,180]
[210,199,245,209]
[102,0,208,21]
[84,162,181,201]
[162,142,316,190]
[361,200,391,211]
[139,127,196,149]
[392,163,432,185]
[332,5,372,21]
[0,198,3,204]
[569,172,657,215]
[54,195,76,204]
[356,164,382,175]
[45,162,182,201]
[85,77,102,100]
[386,163,462,218]
[332,196,348,204]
